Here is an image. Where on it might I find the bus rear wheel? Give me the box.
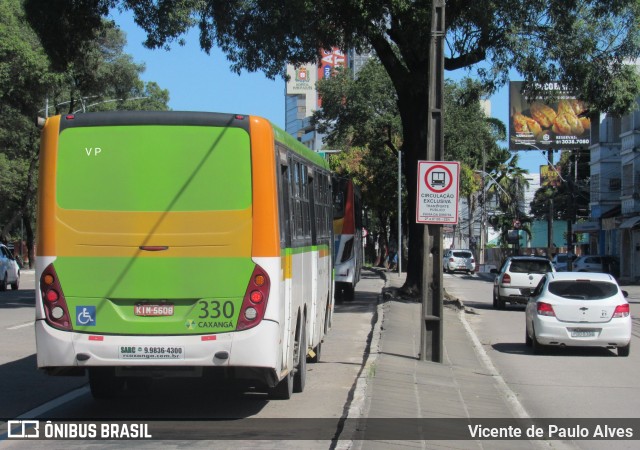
[268,370,293,400]
[293,320,306,393]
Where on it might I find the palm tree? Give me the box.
[487,153,531,250]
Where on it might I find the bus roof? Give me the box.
[55,110,330,171]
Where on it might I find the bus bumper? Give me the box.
[35,319,281,370]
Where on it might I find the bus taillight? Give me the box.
[40,264,72,331]
[236,265,270,331]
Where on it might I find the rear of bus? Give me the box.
[332,177,362,300]
[35,112,284,394]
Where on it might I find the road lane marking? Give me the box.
[7,322,34,330]
[17,386,90,419]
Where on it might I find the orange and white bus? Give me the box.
[332,176,363,300]
[35,111,333,399]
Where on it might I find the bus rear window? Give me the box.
[56,125,251,211]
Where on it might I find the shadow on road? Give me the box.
[492,342,618,357]
[0,289,35,309]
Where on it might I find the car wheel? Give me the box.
[531,325,545,355]
[618,342,630,357]
[525,326,532,347]
[10,273,19,290]
[497,296,506,310]
[0,273,7,292]
[492,292,498,309]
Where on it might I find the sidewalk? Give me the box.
[352,269,540,449]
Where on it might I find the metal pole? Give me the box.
[398,150,402,276]
[421,0,445,363]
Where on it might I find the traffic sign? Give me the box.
[416,161,460,224]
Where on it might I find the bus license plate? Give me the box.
[134,303,174,316]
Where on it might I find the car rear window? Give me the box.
[453,251,472,258]
[548,280,619,300]
[509,260,552,274]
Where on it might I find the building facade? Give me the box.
[588,96,640,282]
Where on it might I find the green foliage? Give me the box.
[530,150,590,221]
[24,0,640,290]
[486,153,533,246]
[0,0,170,246]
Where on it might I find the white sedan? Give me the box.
[525,272,631,356]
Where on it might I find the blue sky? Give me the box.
[111,10,550,175]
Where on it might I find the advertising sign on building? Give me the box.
[317,48,348,108]
[416,161,460,224]
[540,164,562,187]
[509,81,591,150]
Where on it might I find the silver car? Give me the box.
[492,256,554,309]
[442,249,475,274]
[0,244,20,290]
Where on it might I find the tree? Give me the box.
[26,0,640,292]
[487,153,533,248]
[315,63,509,272]
[530,150,590,222]
[0,0,170,266]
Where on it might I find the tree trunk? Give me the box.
[397,84,429,295]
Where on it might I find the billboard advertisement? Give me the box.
[317,48,348,108]
[509,81,591,150]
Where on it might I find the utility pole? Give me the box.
[398,150,402,276]
[566,149,579,271]
[480,149,486,265]
[547,149,554,260]
[421,0,445,363]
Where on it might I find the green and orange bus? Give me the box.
[35,111,333,399]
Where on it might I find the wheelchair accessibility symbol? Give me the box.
[76,306,96,326]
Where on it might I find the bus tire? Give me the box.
[269,371,293,400]
[293,320,306,393]
[88,368,124,399]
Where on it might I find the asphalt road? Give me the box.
[0,269,383,449]
[445,272,640,450]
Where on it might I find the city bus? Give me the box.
[332,176,363,300]
[35,111,334,399]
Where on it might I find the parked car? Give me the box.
[551,253,575,272]
[491,256,554,309]
[525,272,631,356]
[442,249,475,275]
[0,243,20,290]
[572,255,619,277]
